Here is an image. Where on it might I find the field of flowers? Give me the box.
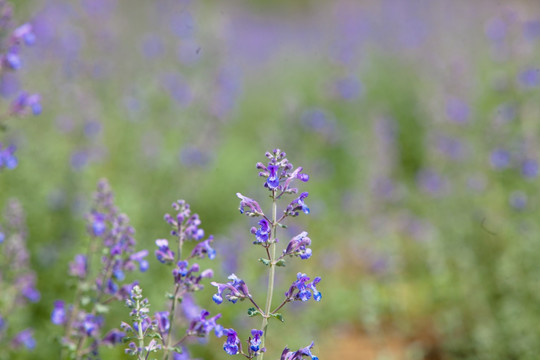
[1,0,540,359]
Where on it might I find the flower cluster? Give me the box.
[0,199,39,355]
[213,149,321,359]
[124,199,222,360]
[0,1,41,171]
[51,179,148,359]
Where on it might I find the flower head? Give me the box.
[211,274,250,304]
[155,239,175,264]
[283,231,312,260]
[285,273,322,302]
[281,342,319,360]
[223,328,240,355]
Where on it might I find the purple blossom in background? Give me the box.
[51,300,66,325]
[521,159,538,178]
[445,96,470,124]
[509,191,527,211]
[485,17,507,43]
[334,76,362,100]
[518,68,540,88]
[416,169,448,196]
[524,20,540,41]
[155,239,175,264]
[0,143,17,169]
[11,329,35,350]
[0,199,40,353]
[188,310,222,337]
[490,148,511,169]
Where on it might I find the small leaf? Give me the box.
[247,307,261,317]
[95,303,109,314]
[271,313,284,322]
[275,259,286,267]
[166,292,174,300]
[258,258,271,266]
[80,296,91,306]
[278,223,288,229]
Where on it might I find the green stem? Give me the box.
[137,298,145,360]
[258,192,278,360]
[163,228,184,360]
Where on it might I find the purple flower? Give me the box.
[51,301,66,325]
[10,92,41,116]
[445,97,470,124]
[490,148,511,169]
[129,250,149,272]
[236,193,263,216]
[251,219,270,244]
[285,273,322,302]
[0,144,17,170]
[266,164,280,189]
[69,254,87,278]
[90,212,107,236]
[4,48,21,70]
[11,329,35,350]
[518,68,540,88]
[82,314,102,336]
[191,236,216,260]
[250,329,263,351]
[283,232,312,260]
[509,191,527,210]
[188,309,222,337]
[285,192,310,216]
[12,23,36,46]
[155,239,175,264]
[102,329,125,346]
[281,342,319,360]
[155,311,170,336]
[211,274,251,304]
[335,76,362,100]
[522,159,538,178]
[173,260,212,291]
[223,328,240,355]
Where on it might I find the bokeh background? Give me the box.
[2,0,540,358]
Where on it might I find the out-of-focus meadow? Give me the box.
[2,0,540,358]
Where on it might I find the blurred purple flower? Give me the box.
[490,148,511,169]
[445,97,470,124]
[509,191,527,210]
[522,159,538,178]
[518,68,540,88]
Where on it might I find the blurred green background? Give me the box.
[2,0,540,359]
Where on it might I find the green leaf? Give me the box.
[271,313,284,322]
[278,223,288,229]
[247,307,261,317]
[275,259,286,267]
[166,292,174,300]
[258,258,271,266]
